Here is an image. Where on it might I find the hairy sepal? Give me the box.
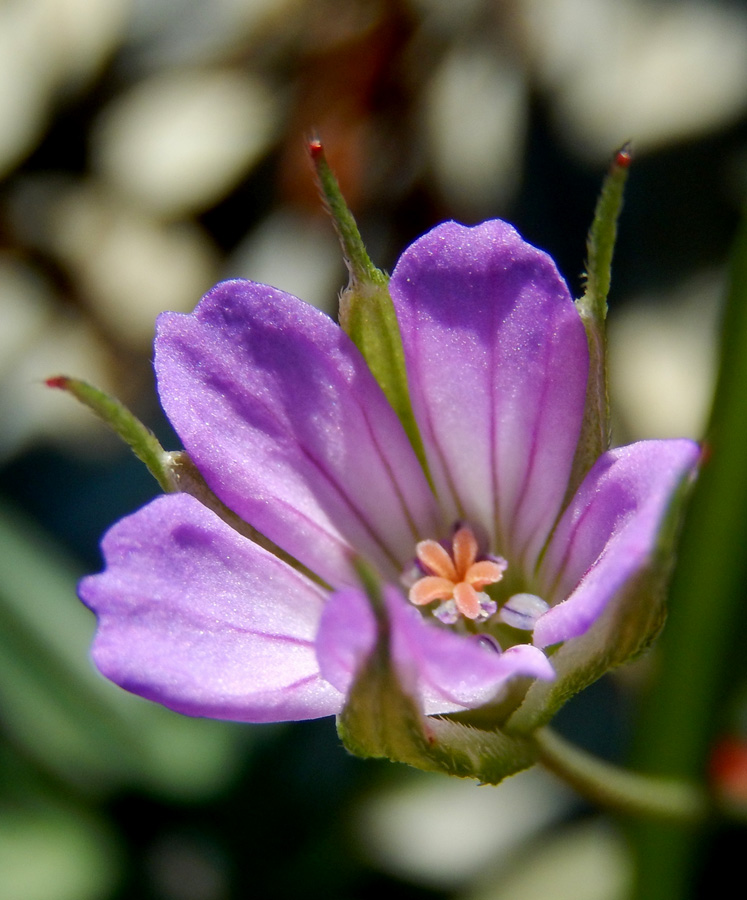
[337,571,538,783]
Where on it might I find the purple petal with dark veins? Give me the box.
[391,220,589,571]
[534,439,700,648]
[79,492,343,722]
[155,280,441,588]
[317,585,554,715]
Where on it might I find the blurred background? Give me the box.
[2,0,747,898]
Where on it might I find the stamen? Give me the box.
[472,634,502,654]
[499,593,550,630]
[476,593,497,621]
[400,560,422,589]
[407,524,506,623]
[434,600,458,625]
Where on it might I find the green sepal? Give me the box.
[46,376,176,493]
[567,145,631,497]
[308,140,430,478]
[337,562,538,783]
[507,459,698,736]
[47,377,327,587]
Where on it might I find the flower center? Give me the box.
[407,525,507,624]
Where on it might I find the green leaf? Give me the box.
[579,144,632,324]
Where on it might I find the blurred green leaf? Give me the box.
[0,800,119,900]
[0,500,247,799]
[627,210,747,897]
[461,819,630,900]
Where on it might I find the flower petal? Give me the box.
[79,492,343,722]
[155,280,440,587]
[534,439,701,648]
[316,585,554,715]
[391,220,588,569]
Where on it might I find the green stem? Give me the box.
[534,727,708,823]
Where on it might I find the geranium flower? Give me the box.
[79,220,699,732]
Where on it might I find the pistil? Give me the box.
[408,525,507,622]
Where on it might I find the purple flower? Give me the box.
[79,220,699,726]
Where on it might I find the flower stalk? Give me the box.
[534,727,708,823]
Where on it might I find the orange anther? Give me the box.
[408,525,506,622]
